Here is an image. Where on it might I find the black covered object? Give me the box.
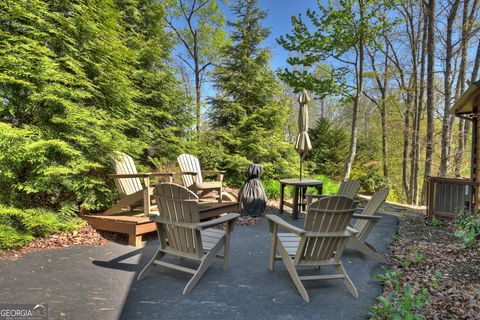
[238,164,267,217]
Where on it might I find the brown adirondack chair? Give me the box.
[267,196,359,303]
[137,183,239,294]
[105,152,173,216]
[177,153,225,202]
[348,188,389,263]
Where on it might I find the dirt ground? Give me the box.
[371,197,480,319]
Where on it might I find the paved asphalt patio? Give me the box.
[0,213,398,320]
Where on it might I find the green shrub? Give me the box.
[454,211,480,249]
[0,225,35,249]
[369,270,428,320]
[351,163,390,194]
[311,174,340,195]
[263,179,281,200]
[262,175,339,200]
[0,205,84,249]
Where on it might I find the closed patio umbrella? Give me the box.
[295,89,312,180]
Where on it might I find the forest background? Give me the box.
[1,0,478,221]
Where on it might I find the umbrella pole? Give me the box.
[299,156,303,181]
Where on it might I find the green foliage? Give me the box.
[454,211,480,249]
[429,218,442,227]
[0,0,191,211]
[307,118,349,179]
[277,0,392,97]
[400,251,426,268]
[263,179,281,200]
[208,0,296,182]
[0,205,84,249]
[351,164,390,194]
[0,225,35,249]
[370,270,428,320]
[262,175,339,200]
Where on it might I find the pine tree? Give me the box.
[114,0,193,157]
[209,0,295,179]
[0,0,191,210]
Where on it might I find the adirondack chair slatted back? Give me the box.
[177,154,203,188]
[111,152,143,197]
[154,183,203,258]
[295,196,356,264]
[354,188,389,239]
[337,180,361,199]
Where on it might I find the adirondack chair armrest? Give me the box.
[346,226,360,235]
[148,215,198,229]
[177,171,198,176]
[201,171,225,182]
[148,172,175,177]
[196,213,240,230]
[266,214,305,236]
[108,173,148,179]
[107,172,174,179]
[201,170,226,174]
[352,214,382,221]
[305,230,356,238]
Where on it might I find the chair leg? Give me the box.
[218,187,223,203]
[137,248,165,281]
[268,227,278,272]
[349,238,387,263]
[223,227,231,271]
[277,241,309,303]
[335,262,358,298]
[183,238,224,295]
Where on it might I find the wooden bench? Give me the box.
[83,201,239,247]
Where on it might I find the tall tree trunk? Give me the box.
[342,0,365,180]
[421,0,436,204]
[439,0,460,177]
[381,44,389,178]
[407,0,424,204]
[343,47,362,180]
[472,40,480,81]
[195,65,201,132]
[412,4,428,205]
[380,106,388,178]
[403,92,411,202]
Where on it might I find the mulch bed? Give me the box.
[0,225,109,261]
[1,213,266,260]
[382,214,480,319]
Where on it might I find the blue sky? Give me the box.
[220,0,319,70]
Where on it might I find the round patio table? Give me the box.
[278,178,323,220]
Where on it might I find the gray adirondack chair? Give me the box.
[105,152,173,216]
[337,180,361,199]
[267,196,358,303]
[306,180,361,208]
[137,183,239,294]
[348,188,389,263]
[177,153,225,202]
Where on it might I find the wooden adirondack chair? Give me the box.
[177,153,225,202]
[348,188,389,263]
[337,180,361,199]
[105,152,174,216]
[137,183,240,294]
[306,180,360,208]
[267,196,359,303]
